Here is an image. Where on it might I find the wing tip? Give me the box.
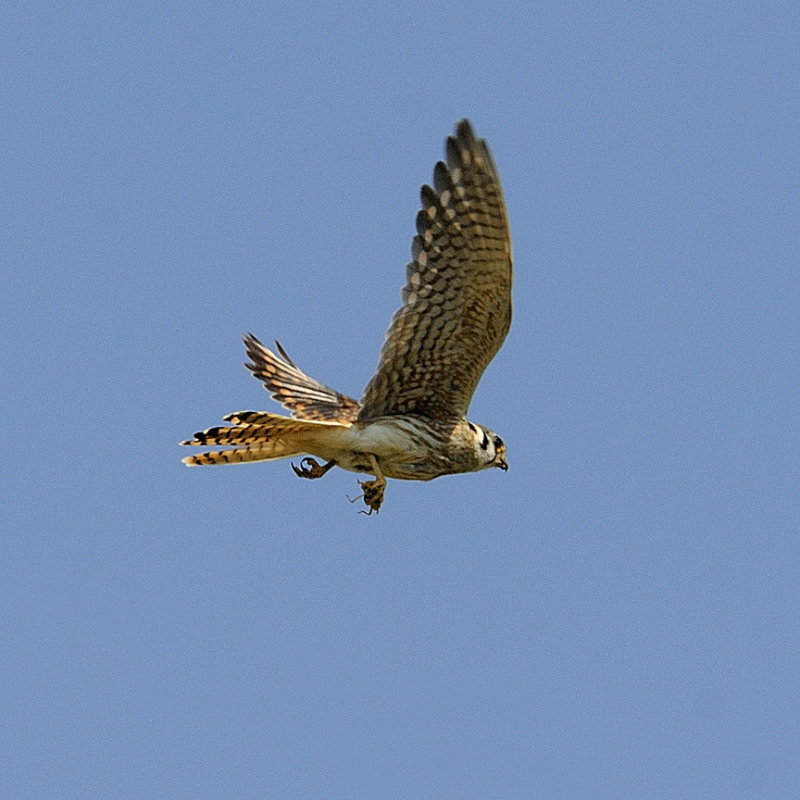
[454,117,476,142]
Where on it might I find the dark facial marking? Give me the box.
[468,422,477,434]
[480,431,489,450]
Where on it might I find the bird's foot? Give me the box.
[291,457,336,479]
[356,477,386,515]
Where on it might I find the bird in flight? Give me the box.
[181,119,512,514]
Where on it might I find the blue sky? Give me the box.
[3,2,798,798]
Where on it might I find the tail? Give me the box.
[180,410,348,467]
[182,444,301,467]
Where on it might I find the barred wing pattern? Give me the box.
[244,333,360,422]
[358,119,512,422]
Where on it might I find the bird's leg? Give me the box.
[357,454,387,515]
[292,457,336,479]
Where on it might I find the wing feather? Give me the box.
[243,333,360,422]
[358,119,512,421]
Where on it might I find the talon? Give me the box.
[291,457,314,477]
[292,457,336,479]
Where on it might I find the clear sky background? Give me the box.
[3,2,798,798]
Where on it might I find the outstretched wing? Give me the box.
[243,333,360,422]
[358,119,512,422]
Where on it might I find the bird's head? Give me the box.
[468,422,508,472]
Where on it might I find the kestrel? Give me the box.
[181,119,512,514]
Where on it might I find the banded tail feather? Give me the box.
[180,411,351,467]
[181,423,285,448]
[182,444,303,467]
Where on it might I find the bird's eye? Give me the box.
[493,436,503,449]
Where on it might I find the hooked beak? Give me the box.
[497,457,508,472]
